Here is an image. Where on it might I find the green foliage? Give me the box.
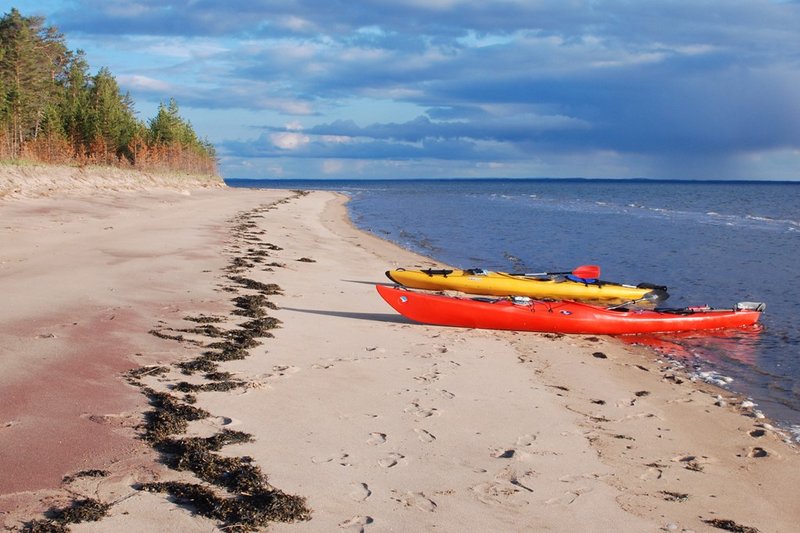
[0,8,68,151]
[149,98,212,155]
[87,67,140,161]
[58,49,92,150]
[0,8,217,173]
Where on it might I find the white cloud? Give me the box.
[321,135,353,143]
[277,15,316,32]
[322,159,344,174]
[117,74,174,92]
[270,132,310,150]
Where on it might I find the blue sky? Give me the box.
[9,1,800,180]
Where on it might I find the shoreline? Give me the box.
[1,175,799,531]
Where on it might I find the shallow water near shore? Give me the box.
[228,178,800,437]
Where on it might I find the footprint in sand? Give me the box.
[515,434,537,447]
[558,473,606,484]
[84,413,140,429]
[470,481,525,508]
[210,416,240,427]
[470,467,536,507]
[414,428,436,443]
[349,482,372,502]
[747,446,768,458]
[365,346,385,353]
[671,454,707,471]
[490,448,516,459]
[455,459,488,473]
[488,434,538,460]
[496,466,535,493]
[248,366,301,389]
[394,491,437,512]
[378,452,405,468]
[338,515,374,532]
[404,401,439,419]
[438,389,455,399]
[269,364,300,377]
[638,465,664,480]
[545,490,583,505]
[312,452,351,466]
[367,432,387,445]
[414,365,441,384]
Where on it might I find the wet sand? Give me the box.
[1,168,799,532]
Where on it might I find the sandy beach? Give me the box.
[1,167,799,532]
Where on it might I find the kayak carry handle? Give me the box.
[422,268,454,277]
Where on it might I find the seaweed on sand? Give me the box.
[228,275,282,294]
[51,499,110,523]
[660,490,689,502]
[246,248,271,260]
[176,309,277,375]
[139,481,310,532]
[177,357,218,375]
[135,199,312,530]
[62,469,109,484]
[173,380,246,393]
[176,341,255,376]
[184,314,225,323]
[125,365,170,386]
[232,294,277,317]
[702,519,760,533]
[240,316,281,336]
[23,499,111,532]
[226,257,255,273]
[142,388,210,442]
[148,328,188,342]
[156,430,260,490]
[205,371,234,381]
[179,324,228,337]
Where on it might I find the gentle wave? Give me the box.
[486,193,799,232]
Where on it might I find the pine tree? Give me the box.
[58,49,92,157]
[149,98,196,146]
[0,8,68,156]
[87,67,140,164]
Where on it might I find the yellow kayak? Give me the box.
[385,267,669,303]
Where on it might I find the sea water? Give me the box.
[227,178,800,438]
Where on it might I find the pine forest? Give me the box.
[0,8,217,175]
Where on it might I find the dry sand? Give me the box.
[1,166,798,532]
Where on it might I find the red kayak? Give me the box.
[376,285,764,335]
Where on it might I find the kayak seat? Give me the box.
[566,274,598,284]
[637,282,669,291]
[654,308,694,315]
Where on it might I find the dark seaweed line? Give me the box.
[23,192,313,533]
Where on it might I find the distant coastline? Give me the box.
[226,176,800,186]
